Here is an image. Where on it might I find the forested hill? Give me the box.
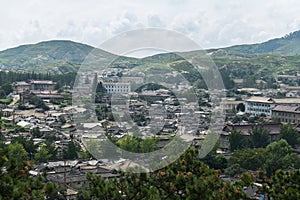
[223,30,300,55]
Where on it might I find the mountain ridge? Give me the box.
[1,29,300,74]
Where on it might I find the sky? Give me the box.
[1,0,300,52]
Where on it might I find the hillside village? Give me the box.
[0,64,300,198]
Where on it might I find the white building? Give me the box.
[245,97,276,116]
[245,96,300,116]
[102,82,131,94]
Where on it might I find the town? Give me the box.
[0,65,300,199]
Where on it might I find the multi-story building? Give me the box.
[102,82,131,94]
[13,80,56,94]
[29,80,56,91]
[272,105,300,125]
[245,96,300,116]
[245,97,276,116]
[12,81,31,94]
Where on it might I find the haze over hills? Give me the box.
[0,30,300,76]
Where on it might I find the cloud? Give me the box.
[0,0,300,51]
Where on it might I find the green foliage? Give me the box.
[0,144,62,199]
[268,169,300,199]
[7,142,29,163]
[264,139,300,176]
[280,124,300,148]
[78,148,250,200]
[63,141,80,160]
[250,126,270,148]
[229,130,247,151]
[28,94,49,110]
[228,148,267,171]
[34,145,52,163]
[229,126,271,151]
[227,139,300,177]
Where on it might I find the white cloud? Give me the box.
[0,0,300,51]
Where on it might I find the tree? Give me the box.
[268,169,300,199]
[280,124,299,148]
[34,145,52,163]
[264,139,300,176]
[0,145,62,199]
[77,148,250,200]
[63,141,79,159]
[227,148,267,172]
[117,135,139,154]
[7,142,29,164]
[1,83,13,95]
[28,95,49,110]
[229,130,248,151]
[140,137,157,153]
[250,126,270,148]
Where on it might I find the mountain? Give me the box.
[1,29,300,76]
[0,40,118,73]
[223,30,300,55]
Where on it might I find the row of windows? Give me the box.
[273,112,299,118]
[104,85,129,89]
[107,89,129,93]
[248,103,271,107]
[247,108,271,113]
[276,118,300,124]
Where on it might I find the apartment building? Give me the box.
[245,96,300,116]
[102,82,131,94]
[272,105,300,125]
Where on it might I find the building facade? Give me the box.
[272,105,300,125]
[245,97,276,116]
[245,96,300,116]
[13,80,56,94]
[102,82,130,94]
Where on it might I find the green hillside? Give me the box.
[224,30,300,55]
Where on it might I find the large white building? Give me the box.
[102,82,131,94]
[245,96,300,116]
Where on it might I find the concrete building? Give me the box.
[13,80,56,94]
[245,97,276,116]
[245,96,300,116]
[12,81,31,94]
[102,82,130,94]
[272,105,300,125]
[29,80,56,91]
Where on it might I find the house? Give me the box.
[221,99,244,112]
[12,81,31,94]
[29,80,56,91]
[12,80,56,94]
[272,105,300,125]
[2,108,14,117]
[220,123,281,149]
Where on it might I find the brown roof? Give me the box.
[223,124,281,135]
[272,105,300,113]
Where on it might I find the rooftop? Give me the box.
[272,105,300,113]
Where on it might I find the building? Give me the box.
[13,80,56,94]
[102,82,130,94]
[245,97,276,116]
[220,123,281,149]
[221,99,244,112]
[272,105,300,125]
[12,81,31,94]
[29,80,56,91]
[245,96,300,116]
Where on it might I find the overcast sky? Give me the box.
[1,0,300,52]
